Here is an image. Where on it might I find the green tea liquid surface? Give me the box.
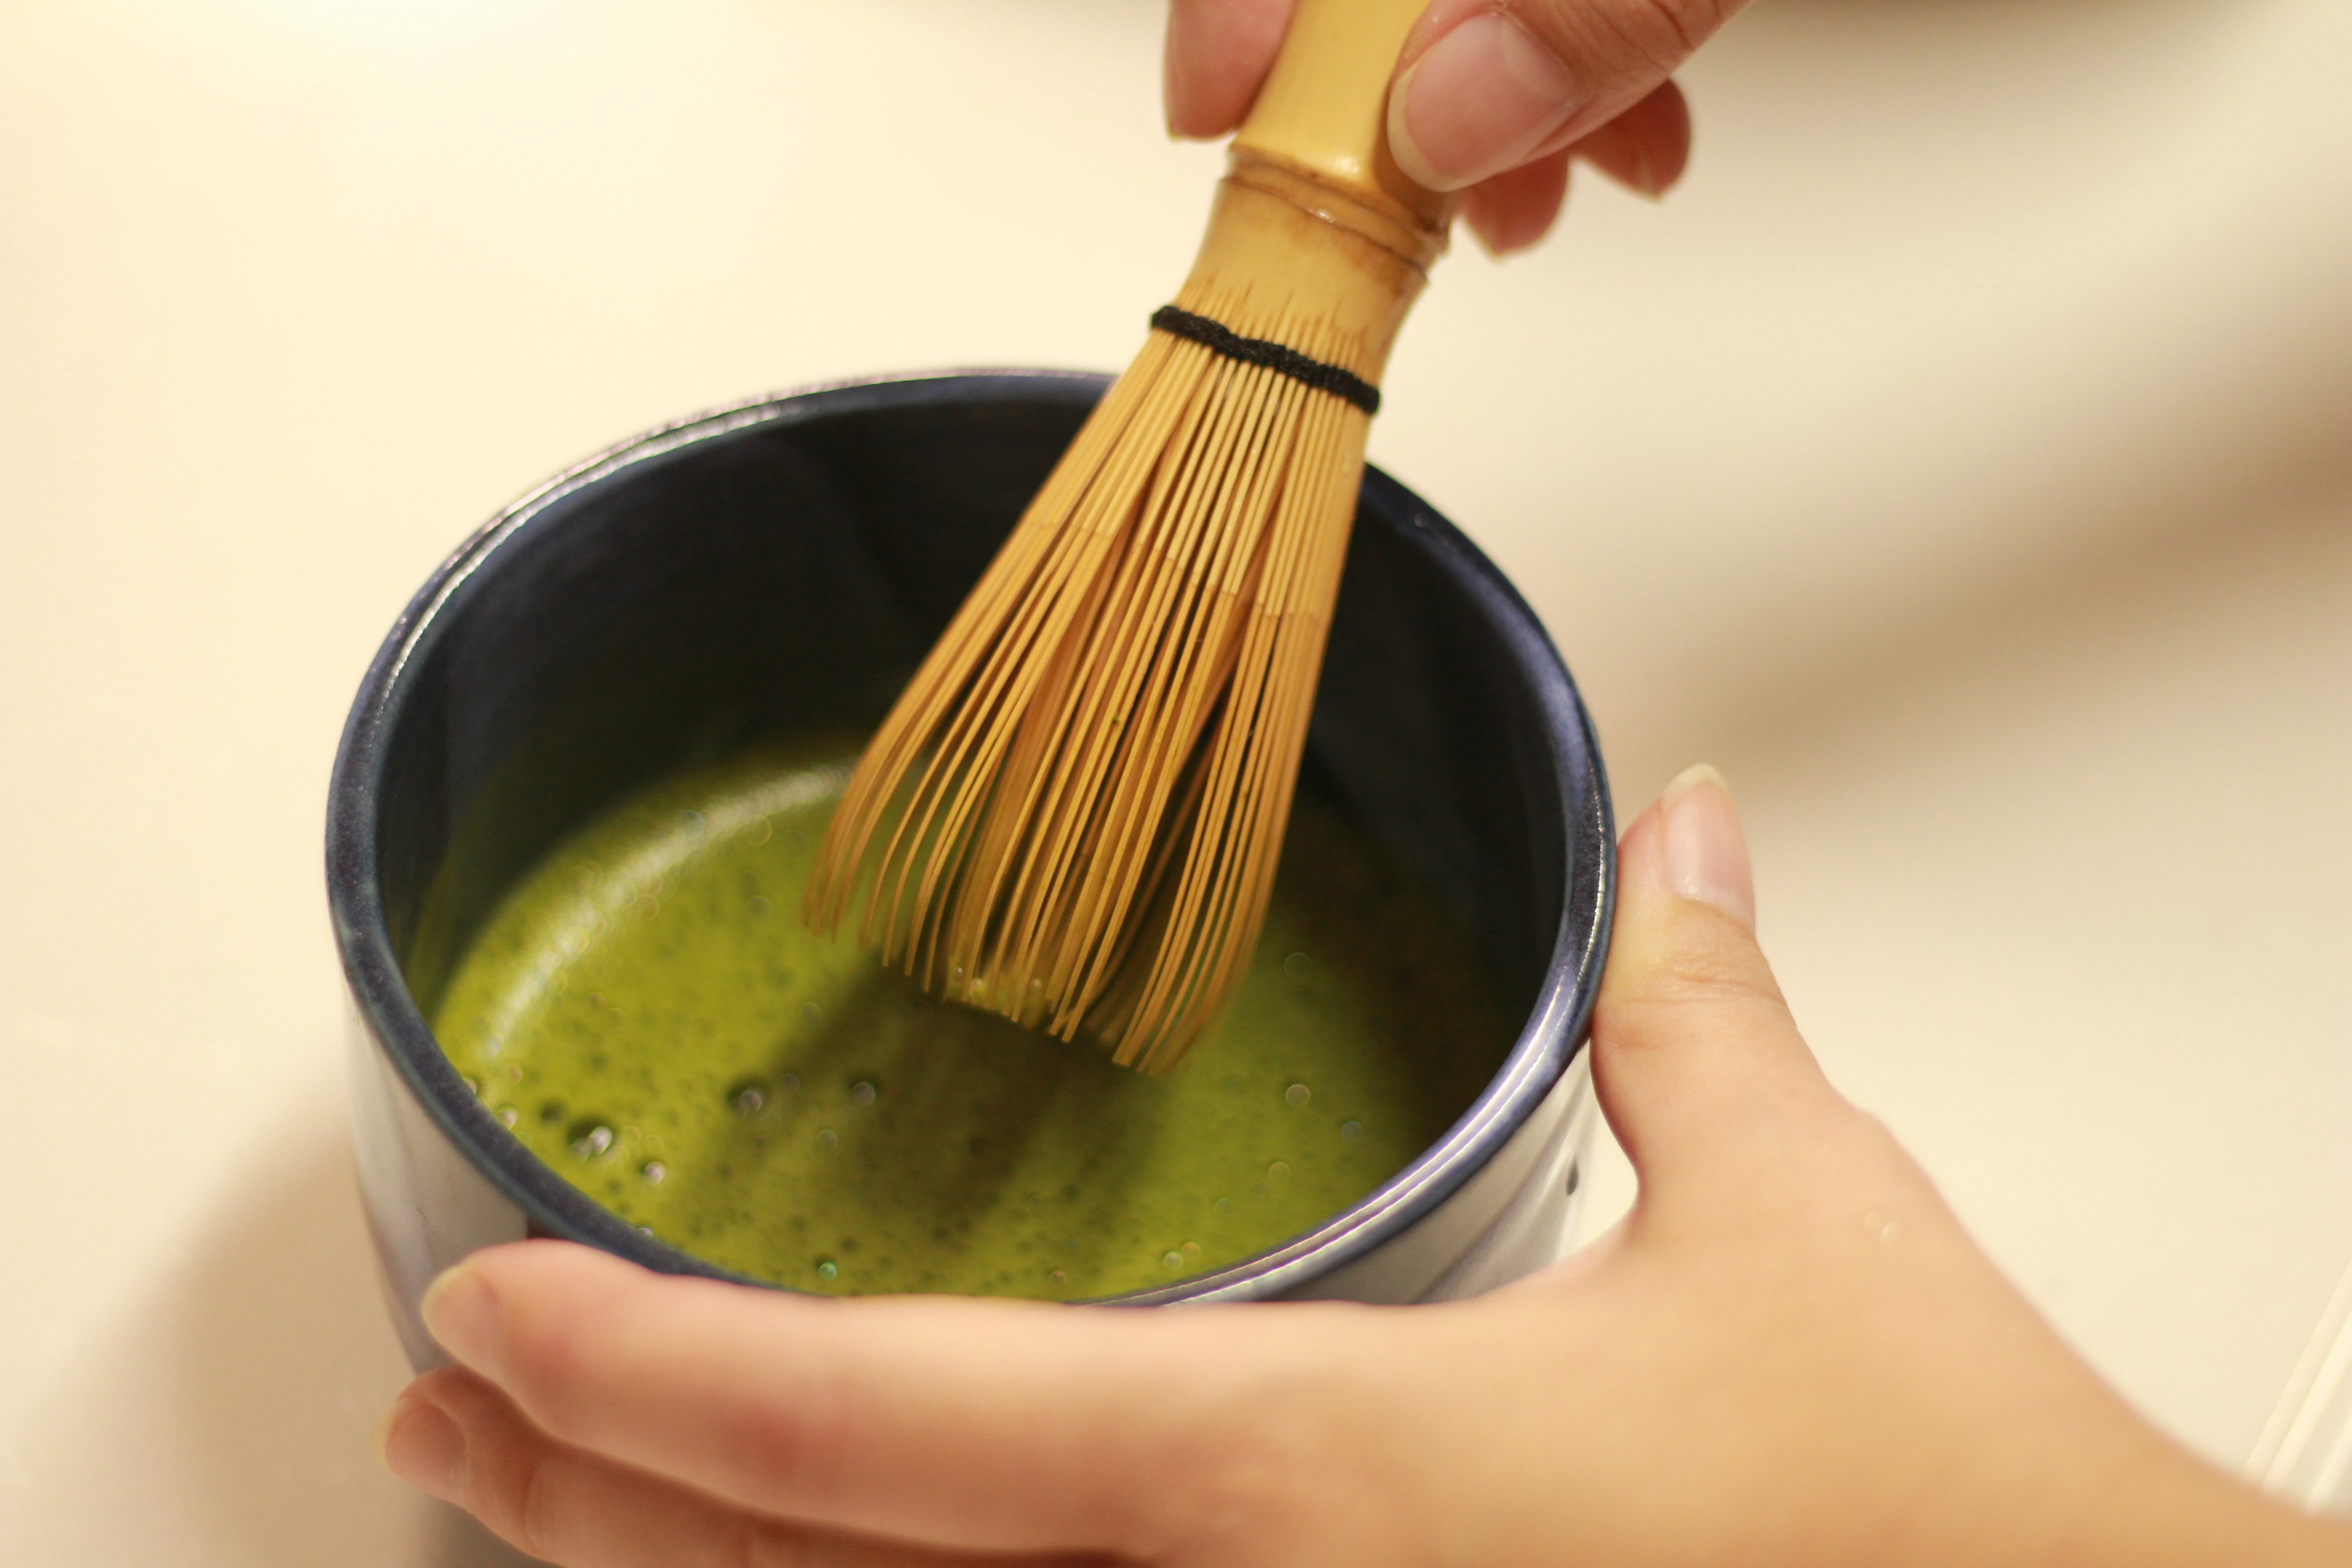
[433,741,1513,1299]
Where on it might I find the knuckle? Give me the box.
[511,1446,567,1561]
[1540,0,1726,77]
[1626,0,1727,61]
[713,1362,854,1506]
[1651,924,1785,1012]
[497,1300,603,1438]
[456,1406,562,1560]
[1596,921,1792,1053]
[1170,1344,1401,1562]
[1659,951,1781,1011]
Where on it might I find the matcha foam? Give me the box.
[433,739,1513,1299]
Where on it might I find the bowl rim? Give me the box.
[326,368,1616,1305]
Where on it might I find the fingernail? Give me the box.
[1160,4,1213,141]
[1389,13,1581,191]
[421,1262,505,1377]
[1659,764,1755,931]
[1623,143,1667,201]
[376,1395,467,1505]
[1162,38,1186,138]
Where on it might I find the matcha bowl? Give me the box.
[328,372,1613,1368]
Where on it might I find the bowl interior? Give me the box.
[336,372,1608,1299]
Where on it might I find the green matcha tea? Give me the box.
[432,739,1515,1299]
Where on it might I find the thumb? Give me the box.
[1591,766,1841,1197]
[1387,0,1743,191]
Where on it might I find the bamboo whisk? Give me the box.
[806,0,1454,1073]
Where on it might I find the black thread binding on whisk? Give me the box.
[1150,306,1381,416]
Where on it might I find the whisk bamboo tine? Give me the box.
[1025,369,1287,990]
[813,340,1192,944]
[805,359,1153,918]
[957,368,1232,1005]
[807,0,1453,1070]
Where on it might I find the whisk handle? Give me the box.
[1234,0,1450,235]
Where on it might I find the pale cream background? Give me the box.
[2,1,2347,1561]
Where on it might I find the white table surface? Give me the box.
[3,1,2347,1561]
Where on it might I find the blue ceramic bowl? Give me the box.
[328,372,1612,1367]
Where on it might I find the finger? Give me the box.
[1461,146,1570,255]
[1389,0,1746,190]
[421,1241,1385,1558]
[1164,0,1295,138]
[1457,79,1689,256]
[1560,78,1691,199]
[379,1368,1110,1568]
[1590,766,1842,1195]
